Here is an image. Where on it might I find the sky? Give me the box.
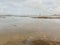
[0,0,60,16]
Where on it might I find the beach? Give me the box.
[0,16,60,45]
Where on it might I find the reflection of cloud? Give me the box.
[0,0,59,15]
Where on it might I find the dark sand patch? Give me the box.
[0,32,59,45]
[31,39,60,45]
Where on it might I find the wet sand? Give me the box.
[0,16,60,45]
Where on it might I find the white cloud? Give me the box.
[52,7,60,15]
[0,0,41,15]
[51,0,60,15]
[0,0,59,15]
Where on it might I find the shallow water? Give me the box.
[0,16,60,45]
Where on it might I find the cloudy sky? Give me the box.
[0,0,60,16]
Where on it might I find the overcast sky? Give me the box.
[0,0,60,16]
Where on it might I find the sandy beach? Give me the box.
[0,16,60,45]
